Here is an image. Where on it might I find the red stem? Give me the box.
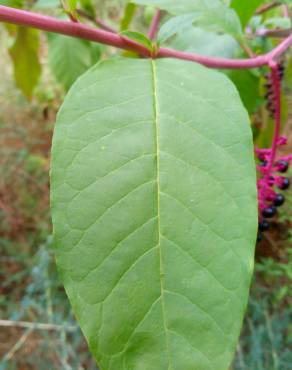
[0,5,150,56]
[148,9,161,40]
[76,9,116,33]
[266,61,281,175]
[0,5,292,69]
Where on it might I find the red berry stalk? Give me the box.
[256,61,291,241]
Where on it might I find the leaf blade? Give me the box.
[48,34,100,90]
[51,58,257,370]
[9,26,41,99]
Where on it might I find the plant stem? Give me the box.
[266,61,281,175]
[256,28,292,38]
[0,5,292,69]
[256,2,281,15]
[148,9,161,40]
[0,5,151,56]
[76,9,116,33]
[0,319,77,332]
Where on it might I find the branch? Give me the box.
[0,5,292,69]
[148,9,161,40]
[76,8,116,33]
[0,319,77,332]
[256,2,281,15]
[257,28,292,38]
[266,61,282,176]
[0,5,151,56]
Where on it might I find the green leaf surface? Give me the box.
[167,27,239,58]
[68,0,78,11]
[192,3,242,40]
[51,58,257,370]
[230,0,264,27]
[228,69,261,114]
[34,0,60,8]
[151,0,243,39]
[0,0,23,6]
[134,0,232,15]
[9,26,41,99]
[120,3,137,31]
[48,34,100,90]
[121,31,154,52]
[157,14,200,44]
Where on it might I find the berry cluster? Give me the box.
[256,136,291,242]
[264,61,285,117]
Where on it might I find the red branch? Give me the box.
[266,61,282,175]
[1,5,292,69]
[148,9,161,40]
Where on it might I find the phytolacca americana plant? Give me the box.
[1,3,292,370]
[256,62,292,242]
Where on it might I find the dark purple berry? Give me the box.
[276,160,289,173]
[262,206,277,218]
[273,194,285,207]
[278,177,290,190]
[259,160,267,167]
[257,232,263,243]
[259,219,270,232]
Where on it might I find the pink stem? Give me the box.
[0,5,292,69]
[0,5,151,56]
[148,9,161,40]
[266,61,282,175]
[76,9,116,33]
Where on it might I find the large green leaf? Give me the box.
[48,34,101,90]
[9,26,41,99]
[51,58,257,370]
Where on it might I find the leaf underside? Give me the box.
[51,58,257,370]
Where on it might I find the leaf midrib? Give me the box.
[151,60,172,370]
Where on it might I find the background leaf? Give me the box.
[230,0,264,27]
[148,0,243,40]
[47,34,101,90]
[9,27,41,99]
[0,0,23,7]
[51,58,257,370]
[157,14,200,44]
[120,3,137,31]
[166,27,239,58]
[34,0,60,8]
[228,69,261,114]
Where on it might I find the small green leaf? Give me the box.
[121,3,137,31]
[9,27,41,99]
[80,0,95,16]
[121,30,154,52]
[51,58,257,370]
[48,34,100,90]
[68,0,78,11]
